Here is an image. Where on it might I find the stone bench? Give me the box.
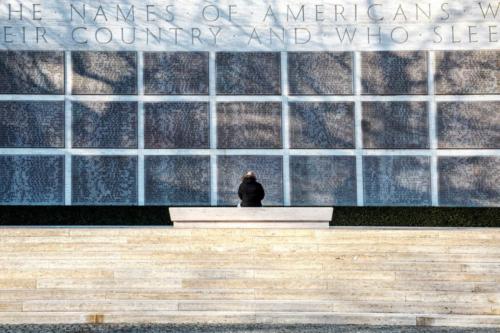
[169,207,333,229]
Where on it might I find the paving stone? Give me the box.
[363,156,432,206]
[144,52,209,95]
[72,102,137,149]
[217,102,282,149]
[72,156,137,205]
[216,52,281,95]
[435,51,500,95]
[361,51,427,95]
[290,156,357,206]
[0,101,64,148]
[145,102,209,149]
[439,157,500,207]
[72,52,137,95]
[217,155,283,206]
[288,52,353,95]
[0,155,64,205]
[289,102,354,149]
[0,51,64,94]
[437,102,500,149]
[362,102,429,149]
[145,156,211,206]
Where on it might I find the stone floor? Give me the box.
[0,325,498,333]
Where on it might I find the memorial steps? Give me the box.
[0,226,498,327]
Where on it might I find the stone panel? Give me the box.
[216,52,281,95]
[217,102,282,149]
[435,51,500,95]
[72,156,137,205]
[363,156,431,206]
[72,102,138,149]
[0,51,64,94]
[290,156,357,206]
[438,102,500,149]
[439,157,499,207]
[0,101,64,148]
[72,52,137,95]
[0,155,64,205]
[362,102,429,149]
[289,102,354,149]
[288,52,353,95]
[145,156,210,205]
[361,51,427,95]
[145,102,209,149]
[144,52,209,95]
[217,156,283,206]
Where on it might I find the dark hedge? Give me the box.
[0,206,498,227]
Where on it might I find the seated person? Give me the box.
[238,171,265,207]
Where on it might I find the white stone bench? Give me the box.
[170,207,333,229]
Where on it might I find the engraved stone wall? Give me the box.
[0,102,64,148]
[0,49,498,207]
[145,156,210,206]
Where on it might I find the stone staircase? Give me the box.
[0,226,499,327]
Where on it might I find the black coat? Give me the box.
[238,179,265,207]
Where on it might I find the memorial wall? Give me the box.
[0,0,498,206]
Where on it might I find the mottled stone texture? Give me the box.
[72,102,138,149]
[144,52,209,95]
[439,157,499,207]
[0,51,64,94]
[72,52,137,95]
[290,156,357,206]
[216,52,281,95]
[438,102,500,149]
[362,102,429,149]
[0,155,64,205]
[289,102,355,149]
[0,101,64,148]
[288,52,353,95]
[435,51,500,95]
[217,102,282,149]
[145,156,210,206]
[362,52,427,95]
[72,156,137,205]
[217,156,283,206]
[145,103,209,149]
[363,156,431,206]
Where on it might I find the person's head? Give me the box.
[242,171,257,182]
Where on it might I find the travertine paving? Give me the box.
[0,227,499,327]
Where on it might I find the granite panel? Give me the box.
[438,102,500,149]
[217,102,282,149]
[289,102,354,149]
[72,52,137,95]
[72,102,137,149]
[362,102,429,149]
[361,52,427,95]
[288,52,353,95]
[435,51,500,95]
[0,101,64,148]
[217,156,283,206]
[72,156,137,205]
[216,52,281,95]
[145,102,209,149]
[0,51,64,94]
[145,156,210,206]
[439,157,500,207]
[144,52,209,95]
[363,156,431,206]
[0,155,64,205]
[290,156,357,206]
